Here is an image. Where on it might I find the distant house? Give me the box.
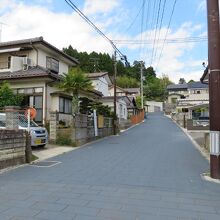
[166,82,209,113]
[123,88,140,97]
[86,72,112,96]
[108,85,126,96]
[100,96,128,121]
[108,86,140,98]
[0,37,102,125]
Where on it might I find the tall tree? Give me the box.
[58,68,94,115]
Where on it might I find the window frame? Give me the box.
[46,56,59,73]
[59,97,72,114]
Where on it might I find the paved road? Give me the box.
[0,113,220,220]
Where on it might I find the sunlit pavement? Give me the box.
[0,112,220,220]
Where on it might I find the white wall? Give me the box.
[108,87,126,96]
[146,101,163,112]
[101,98,127,120]
[37,50,69,75]
[91,77,109,96]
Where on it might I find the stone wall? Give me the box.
[50,112,113,146]
[0,130,26,169]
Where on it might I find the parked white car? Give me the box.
[0,113,48,147]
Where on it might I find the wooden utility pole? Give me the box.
[206,0,220,179]
[140,61,144,109]
[113,50,117,135]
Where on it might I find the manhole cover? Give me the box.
[29,161,61,167]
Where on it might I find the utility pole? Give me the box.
[140,61,144,109]
[113,50,117,135]
[206,0,220,179]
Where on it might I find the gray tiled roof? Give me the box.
[123,88,140,93]
[0,66,61,80]
[188,81,208,89]
[167,81,208,90]
[167,83,188,90]
[86,72,108,78]
[0,37,79,65]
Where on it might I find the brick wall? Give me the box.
[0,130,26,169]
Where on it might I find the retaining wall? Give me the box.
[0,130,26,169]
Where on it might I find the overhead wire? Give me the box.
[150,0,162,65]
[155,0,178,70]
[124,1,144,34]
[153,0,167,62]
[147,0,159,65]
[64,0,128,63]
[142,0,152,64]
[112,36,207,44]
[139,0,146,59]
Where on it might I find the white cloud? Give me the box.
[83,0,120,15]
[0,2,113,54]
[0,1,206,84]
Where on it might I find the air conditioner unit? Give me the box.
[23,57,32,66]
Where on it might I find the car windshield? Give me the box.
[0,114,38,128]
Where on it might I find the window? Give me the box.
[8,56,11,69]
[196,90,201,94]
[59,97,72,114]
[46,57,59,73]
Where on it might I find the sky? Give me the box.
[0,0,208,83]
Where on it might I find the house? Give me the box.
[108,85,126,96]
[166,82,209,113]
[108,86,140,98]
[123,88,140,98]
[100,96,128,121]
[86,72,112,96]
[0,37,102,125]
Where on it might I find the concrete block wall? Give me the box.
[0,130,26,169]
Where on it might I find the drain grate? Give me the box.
[29,161,61,167]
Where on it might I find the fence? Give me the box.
[50,111,114,146]
[171,112,189,128]
[0,106,32,169]
[130,110,145,125]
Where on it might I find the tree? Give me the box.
[188,79,195,84]
[178,78,186,84]
[143,74,173,101]
[116,76,139,88]
[0,81,23,108]
[58,68,94,115]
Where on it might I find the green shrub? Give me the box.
[56,134,76,147]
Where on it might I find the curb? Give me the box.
[165,115,210,162]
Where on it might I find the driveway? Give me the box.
[0,112,220,220]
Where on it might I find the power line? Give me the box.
[112,36,207,44]
[64,0,128,64]
[124,1,144,34]
[153,0,167,62]
[150,0,162,65]
[139,0,146,58]
[155,0,178,70]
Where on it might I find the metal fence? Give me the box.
[0,107,32,131]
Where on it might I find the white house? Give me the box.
[86,72,112,96]
[101,96,128,121]
[166,82,209,113]
[0,37,101,125]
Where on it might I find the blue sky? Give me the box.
[0,0,207,82]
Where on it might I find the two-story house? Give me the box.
[0,37,101,125]
[166,82,209,113]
